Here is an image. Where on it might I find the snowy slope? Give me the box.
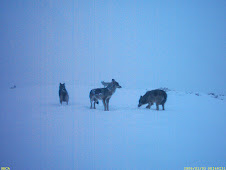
[0,85,225,170]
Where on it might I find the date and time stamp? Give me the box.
[184,167,225,170]
[1,166,225,169]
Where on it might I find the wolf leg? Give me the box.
[90,100,92,109]
[106,98,110,111]
[60,96,63,105]
[156,103,159,110]
[146,102,153,109]
[146,103,151,109]
[102,99,107,111]
[66,96,69,105]
[162,104,165,110]
[66,97,68,105]
[94,102,96,109]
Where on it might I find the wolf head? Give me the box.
[138,95,146,107]
[59,83,66,90]
[112,79,122,88]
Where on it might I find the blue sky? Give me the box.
[0,0,225,93]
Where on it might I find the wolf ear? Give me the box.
[63,83,65,85]
[112,79,115,82]
[140,95,142,98]
[60,83,62,85]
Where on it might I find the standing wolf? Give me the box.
[59,83,69,105]
[89,79,122,111]
[138,89,167,110]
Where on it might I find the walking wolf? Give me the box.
[138,89,167,110]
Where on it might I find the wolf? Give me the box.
[89,79,122,111]
[101,81,111,87]
[59,83,69,105]
[138,89,167,110]
[10,85,16,89]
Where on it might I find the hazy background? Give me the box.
[0,0,225,93]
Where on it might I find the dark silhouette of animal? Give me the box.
[59,83,69,105]
[138,89,167,110]
[89,79,121,111]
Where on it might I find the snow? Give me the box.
[0,84,225,169]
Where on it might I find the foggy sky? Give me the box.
[0,0,225,93]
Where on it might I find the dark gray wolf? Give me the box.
[59,83,69,105]
[90,79,122,111]
[10,85,16,89]
[101,81,111,87]
[138,89,167,110]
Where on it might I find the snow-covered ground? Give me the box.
[0,85,225,169]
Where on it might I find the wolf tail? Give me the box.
[89,90,93,99]
[162,92,167,104]
[94,99,99,104]
[101,81,111,87]
[101,81,106,86]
